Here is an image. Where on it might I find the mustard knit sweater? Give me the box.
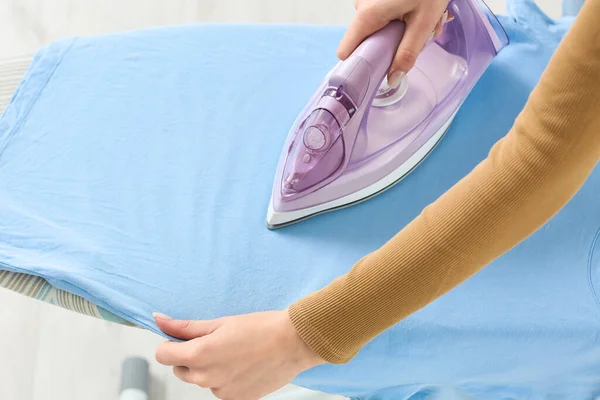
[289,0,600,364]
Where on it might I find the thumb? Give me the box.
[388,16,437,84]
[153,312,220,340]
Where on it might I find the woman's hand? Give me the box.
[339,0,452,86]
[154,309,325,400]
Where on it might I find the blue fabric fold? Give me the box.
[0,1,598,399]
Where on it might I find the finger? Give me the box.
[337,11,389,60]
[173,366,213,388]
[388,15,439,81]
[155,340,199,366]
[173,366,195,384]
[154,314,220,340]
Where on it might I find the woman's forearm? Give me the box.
[289,0,600,364]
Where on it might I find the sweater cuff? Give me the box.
[288,302,357,364]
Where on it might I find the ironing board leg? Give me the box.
[120,357,150,400]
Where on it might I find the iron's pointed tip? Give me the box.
[266,204,280,230]
[266,197,301,230]
[266,212,291,230]
[265,219,277,230]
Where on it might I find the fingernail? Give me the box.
[427,31,435,42]
[153,312,173,321]
[442,10,448,24]
[388,70,405,88]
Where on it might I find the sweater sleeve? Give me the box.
[288,0,600,364]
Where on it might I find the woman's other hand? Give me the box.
[154,310,324,400]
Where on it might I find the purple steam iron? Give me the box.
[266,0,508,229]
